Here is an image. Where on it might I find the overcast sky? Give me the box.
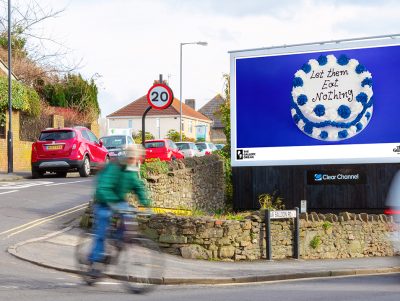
[26,0,400,117]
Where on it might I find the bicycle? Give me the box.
[75,207,164,294]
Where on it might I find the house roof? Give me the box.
[107,95,211,122]
[198,94,225,128]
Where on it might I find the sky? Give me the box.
[16,0,400,118]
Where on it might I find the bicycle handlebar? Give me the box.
[111,206,153,217]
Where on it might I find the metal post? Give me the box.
[293,207,300,259]
[7,0,13,173]
[142,106,152,147]
[265,209,272,260]
[179,43,183,141]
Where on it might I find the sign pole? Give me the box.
[265,209,272,260]
[142,106,152,147]
[293,207,300,259]
[144,74,174,147]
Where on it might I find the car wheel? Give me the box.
[56,172,67,178]
[79,156,91,177]
[32,168,44,179]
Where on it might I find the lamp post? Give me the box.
[179,41,207,141]
[7,0,13,173]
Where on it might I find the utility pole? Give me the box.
[7,0,13,173]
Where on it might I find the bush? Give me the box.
[310,235,322,249]
[214,149,233,206]
[140,158,169,179]
[133,130,154,144]
[0,77,41,126]
[258,191,285,210]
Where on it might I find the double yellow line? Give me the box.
[0,203,88,239]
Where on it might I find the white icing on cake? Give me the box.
[291,54,373,141]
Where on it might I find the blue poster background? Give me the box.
[236,44,400,148]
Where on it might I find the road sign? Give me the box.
[300,200,307,213]
[146,83,174,110]
[270,210,297,219]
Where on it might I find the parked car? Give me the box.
[215,143,226,150]
[176,142,201,158]
[31,126,109,178]
[100,134,135,160]
[144,139,184,161]
[195,142,215,156]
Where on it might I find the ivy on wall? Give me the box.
[0,77,41,126]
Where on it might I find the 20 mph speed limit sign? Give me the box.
[146,83,174,110]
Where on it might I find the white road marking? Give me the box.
[0,203,88,238]
[0,190,18,195]
[0,181,54,190]
[44,180,91,187]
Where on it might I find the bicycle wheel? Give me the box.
[114,236,164,294]
[75,230,115,285]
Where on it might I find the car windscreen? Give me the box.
[176,143,189,150]
[39,130,75,141]
[101,136,126,148]
[145,141,165,148]
[196,143,207,151]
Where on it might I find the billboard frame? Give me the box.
[230,34,400,167]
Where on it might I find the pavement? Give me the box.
[0,172,27,181]
[2,172,400,284]
[7,225,400,285]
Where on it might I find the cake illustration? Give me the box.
[291,54,373,141]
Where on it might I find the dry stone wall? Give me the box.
[139,212,399,261]
[142,155,225,213]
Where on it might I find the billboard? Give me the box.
[230,36,400,167]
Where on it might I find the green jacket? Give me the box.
[94,162,150,207]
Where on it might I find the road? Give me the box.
[0,174,399,300]
[0,173,94,298]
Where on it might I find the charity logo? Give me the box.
[314,174,323,181]
[237,149,243,160]
[393,145,400,153]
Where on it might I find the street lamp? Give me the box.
[179,41,207,141]
[7,0,13,173]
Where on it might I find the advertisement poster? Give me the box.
[230,38,400,166]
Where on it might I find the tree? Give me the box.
[214,73,233,205]
[0,0,79,83]
[219,73,231,149]
[133,131,154,144]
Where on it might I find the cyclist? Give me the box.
[88,144,150,267]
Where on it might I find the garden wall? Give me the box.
[139,211,399,261]
[142,155,225,213]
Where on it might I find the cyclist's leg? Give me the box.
[111,202,130,242]
[88,204,112,263]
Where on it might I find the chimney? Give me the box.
[185,99,196,110]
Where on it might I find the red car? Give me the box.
[144,139,184,161]
[31,126,109,178]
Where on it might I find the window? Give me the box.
[39,130,75,141]
[145,141,165,148]
[189,120,193,133]
[87,130,99,143]
[128,120,133,128]
[102,135,125,148]
[127,136,134,144]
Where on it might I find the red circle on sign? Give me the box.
[146,83,174,110]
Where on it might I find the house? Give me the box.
[198,94,226,143]
[106,95,212,141]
